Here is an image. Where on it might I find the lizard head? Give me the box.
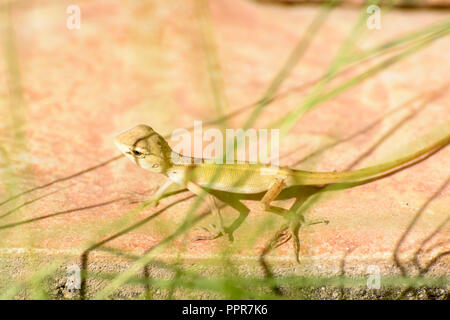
[114,124,172,173]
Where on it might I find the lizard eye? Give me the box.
[152,164,159,168]
[132,150,143,157]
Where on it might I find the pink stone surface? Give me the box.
[0,0,449,276]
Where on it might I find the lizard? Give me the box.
[114,124,449,260]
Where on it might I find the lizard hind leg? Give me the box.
[282,217,329,263]
[292,217,329,262]
[258,177,303,262]
[263,206,329,263]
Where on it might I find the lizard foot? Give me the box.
[277,222,301,263]
[193,224,233,241]
[124,189,159,207]
[305,218,329,226]
[194,224,222,241]
[263,222,300,263]
[271,217,329,263]
[268,217,328,264]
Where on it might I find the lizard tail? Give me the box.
[292,132,450,186]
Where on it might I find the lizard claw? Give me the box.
[194,233,221,241]
[271,226,292,249]
[270,222,301,263]
[194,224,216,233]
[267,217,328,263]
[194,224,222,241]
[124,190,160,207]
[124,189,154,204]
[143,199,159,207]
[193,224,232,242]
[306,218,329,226]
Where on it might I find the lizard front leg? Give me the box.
[186,181,230,241]
[126,179,176,207]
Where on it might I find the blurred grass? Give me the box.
[0,0,449,299]
[0,2,30,201]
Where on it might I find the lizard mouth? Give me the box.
[114,140,128,155]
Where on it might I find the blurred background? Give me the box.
[0,0,449,299]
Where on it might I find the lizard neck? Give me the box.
[169,151,197,166]
[164,151,195,185]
